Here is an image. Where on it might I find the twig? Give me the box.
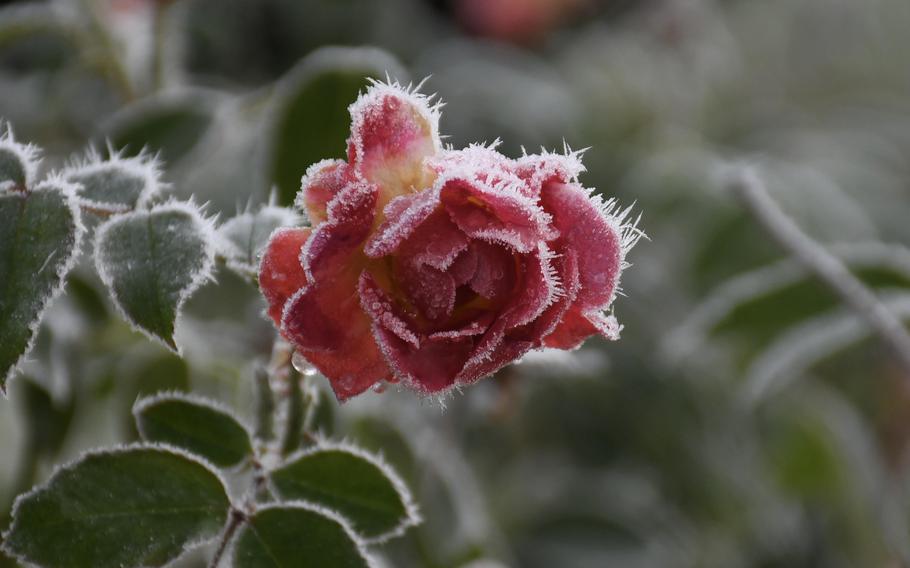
[727,166,910,376]
[208,507,245,568]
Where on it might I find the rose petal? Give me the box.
[347,84,439,207]
[466,241,516,301]
[303,181,377,280]
[440,177,553,253]
[296,159,350,224]
[259,227,311,325]
[543,306,620,350]
[397,208,469,271]
[359,271,420,348]
[373,325,474,395]
[364,188,440,258]
[515,150,585,197]
[541,181,622,311]
[395,261,456,322]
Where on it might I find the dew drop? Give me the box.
[291,351,318,376]
[371,382,387,393]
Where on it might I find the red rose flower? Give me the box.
[259,81,641,400]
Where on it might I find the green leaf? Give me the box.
[270,444,419,541]
[100,92,214,165]
[267,47,406,205]
[63,151,163,213]
[2,445,231,568]
[133,392,253,468]
[231,503,373,568]
[0,180,82,391]
[94,202,215,350]
[218,203,299,276]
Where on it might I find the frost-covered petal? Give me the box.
[259,227,311,324]
[395,261,456,323]
[347,82,440,207]
[373,326,474,395]
[303,181,377,280]
[464,241,516,301]
[543,307,621,350]
[359,272,420,348]
[440,177,553,253]
[515,149,586,196]
[541,181,622,311]
[296,159,350,224]
[364,188,440,258]
[396,208,469,271]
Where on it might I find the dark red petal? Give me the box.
[364,189,440,258]
[303,181,377,280]
[295,347,390,401]
[373,326,475,395]
[395,261,456,322]
[466,241,516,301]
[259,227,311,325]
[397,208,469,271]
[541,181,622,311]
[297,159,350,225]
[440,177,553,253]
[358,272,420,348]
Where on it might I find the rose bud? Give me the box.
[259,80,641,401]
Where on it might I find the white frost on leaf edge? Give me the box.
[0,121,42,190]
[60,146,167,213]
[93,199,218,354]
[217,202,301,276]
[1,177,85,393]
[268,438,422,544]
[229,500,381,568]
[0,442,234,568]
[132,390,255,464]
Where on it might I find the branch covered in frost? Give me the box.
[726,165,910,377]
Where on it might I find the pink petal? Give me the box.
[373,326,475,394]
[543,307,620,350]
[303,181,377,280]
[358,272,420,348]
[465,241,516,301]
[297,159,350,224]
[395,261,456,322]
[540,181,622,311]
[347,83,440,206]
[440,177,553,253]
[515,150,585,197]
[259,227,311,325]
[396,208,470,271]
[363,188,440,258]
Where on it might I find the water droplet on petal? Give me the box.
[371,382,387,393]
[292,351,318,376]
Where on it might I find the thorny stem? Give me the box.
[208,507,245,568]
[728,166,910,376]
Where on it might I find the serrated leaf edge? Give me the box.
[228,500,379,568]
[268,439,421,544]
[0,121,42,190]
[1,176,84,393]
[217,204,301,276]
[61,146,168,213]
[93,199,218,353]
[0,442,234,568]
[132,390,255,468]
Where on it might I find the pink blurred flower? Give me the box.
[259,81,641,401]
[456,0,590,44]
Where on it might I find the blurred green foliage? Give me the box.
[2,0,910,566]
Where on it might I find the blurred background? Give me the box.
[3,0,910,566]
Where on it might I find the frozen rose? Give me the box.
[259,81,641,400]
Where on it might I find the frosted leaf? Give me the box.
[0,122,41,190]
[94,200,217,351]
[0,178,84,393]
[2,444,231,568]
[269,440,421,543]
[61,148,165,213]
[218,203,300,277]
